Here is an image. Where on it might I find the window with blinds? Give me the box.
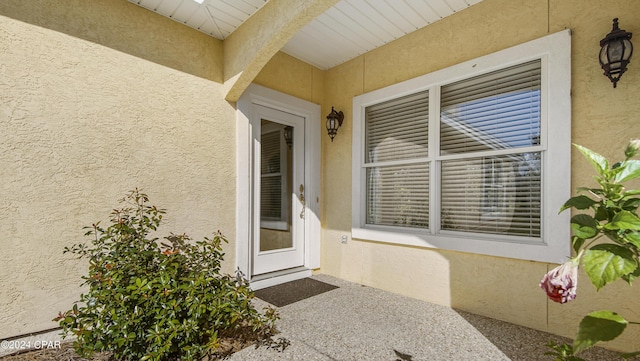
[353,30,571,263]
[440,60,541,237]
[363,60,542,238]
[365,91,429,229]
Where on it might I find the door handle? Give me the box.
[299,184,305,219]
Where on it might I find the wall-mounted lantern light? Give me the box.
[326,107,344,142]
[599,18,633,88]
[283,126,293,148]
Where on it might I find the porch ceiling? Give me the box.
[129,0,483,71]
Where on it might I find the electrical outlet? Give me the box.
[341,235,348,244]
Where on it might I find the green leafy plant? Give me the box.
[540,140,640,360]
[54,189,280,360]
[545,341,585,361]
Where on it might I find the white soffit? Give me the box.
[129,0,269,40]
[129,0,484,70]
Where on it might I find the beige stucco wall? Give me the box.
[322,0,640,352]
[254,51,325,105]
[0,0,235,339]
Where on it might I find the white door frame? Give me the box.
[236,84,320,288]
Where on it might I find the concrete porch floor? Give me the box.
[230,274,622,361]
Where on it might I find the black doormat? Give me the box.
[254,278,339,307]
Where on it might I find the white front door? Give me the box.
[251,105,305,275]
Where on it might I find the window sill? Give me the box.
[351,225,567,264]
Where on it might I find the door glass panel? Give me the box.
[260,119,293,251]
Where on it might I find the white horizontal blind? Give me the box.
[440,60,541,154]
[366,91,429,162]
[365,91,429,229]
[261,130,282,220]
[366,164,430,228]
[439,60,542,237]
[441,154,541,236]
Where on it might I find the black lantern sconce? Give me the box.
[283,126,293,148]
[326,107,344,142]
[599,18,633,88]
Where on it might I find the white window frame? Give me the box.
[352,30,572,263]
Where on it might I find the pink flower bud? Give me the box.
[539,259,579,304]
[625,139,640,159]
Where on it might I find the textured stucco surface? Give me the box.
[254,52,324,105]
[0,1,235,339]
[321,0,640,353]
[0,0,223,83]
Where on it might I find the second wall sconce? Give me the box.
[283,126,293,148]
[326,107,344,142]
[599,18,633,88]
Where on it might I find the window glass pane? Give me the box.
[261,131,281,174]
[440,153,541,237]
[365,91,429,163]
[367,163,429,229]
[440,60,541,155]
[261,130,282,220]
[261,175,282,219]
